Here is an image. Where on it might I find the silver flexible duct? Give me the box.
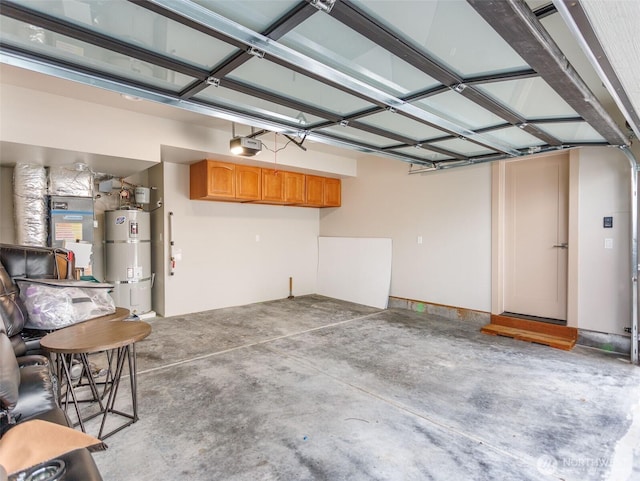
[13,163,47,246]
[48,165,93,197]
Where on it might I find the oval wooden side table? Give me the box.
[41,319,151,440]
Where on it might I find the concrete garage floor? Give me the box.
[90,295,640,481]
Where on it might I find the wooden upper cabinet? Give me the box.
[301,175,341,207]
[190,160,260,201]
[324,177,341,207]
[190,160,235,200]
[259,170,306,205]
[235,165,261,201]
[191,159,339,207]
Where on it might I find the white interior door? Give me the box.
[504,154,569,320]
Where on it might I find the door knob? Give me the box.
[553,243,568,249]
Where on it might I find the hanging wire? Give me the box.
[260,135,295,154]
[274,132,278,174]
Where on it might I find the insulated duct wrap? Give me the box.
[48,165,93,197]
[13,164,47,246]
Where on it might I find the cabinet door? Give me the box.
[324,178,341,207]
[190,159,235,200]
[284,172,305,204]
[304,175,325,207]
[207,161,235,199]
[261,169,285,203]
[236,165,262,201]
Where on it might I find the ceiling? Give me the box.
[0,0,638,173]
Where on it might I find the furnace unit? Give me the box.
[104,209,151,315]
[49,196,94,248]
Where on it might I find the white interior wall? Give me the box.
[320,155,493,312]
[1,84,160,163]
[577,147,631,335]
[0,82,357,177]
[321,148,636,336]
[161,162,320,317]
[0,79,354,317]
[1,76,636,334]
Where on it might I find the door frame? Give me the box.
[491,150,580,328]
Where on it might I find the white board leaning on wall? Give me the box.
[317,237,392,309]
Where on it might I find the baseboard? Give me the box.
[577,329,631,354]
[387,296,632,355]
[388,296,490,326]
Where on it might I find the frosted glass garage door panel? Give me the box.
[484,126,546,149]
[0,17,194,91]
[196,86,325,127]
[389,147,453,162]
[478,78,579,120]
[534,122,606,143]
[11,0,236,70]
[193,0,300,32]
[317,125,396,148]
[317,237,392,309]
[350,0,529,77]
[358,111,447,141]
[280,13,438,97]
[412,91,506,130]
[228,58,372,116]
[430,138,494,157]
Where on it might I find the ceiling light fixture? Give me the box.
[229,121,262,156]
[230,136,262,156]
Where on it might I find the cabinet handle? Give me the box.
[553,243,568,249]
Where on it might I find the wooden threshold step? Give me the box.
[481,314,577,351]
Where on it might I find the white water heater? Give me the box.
[105,209,151,315]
